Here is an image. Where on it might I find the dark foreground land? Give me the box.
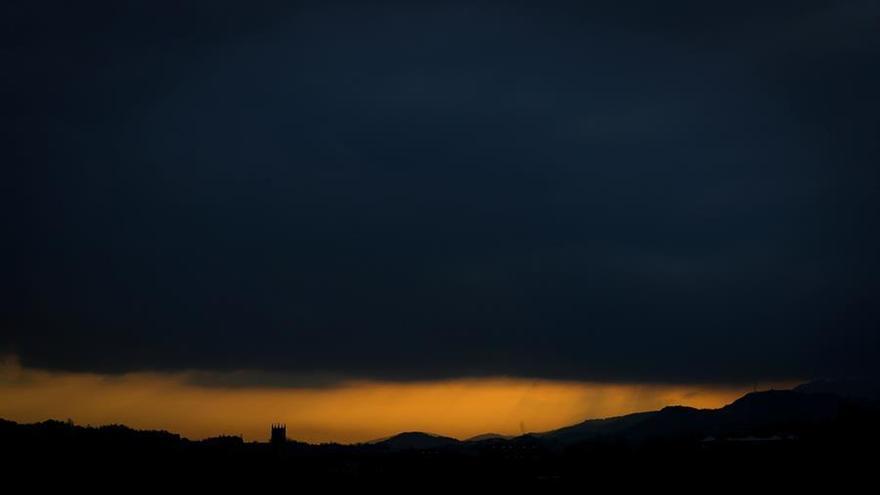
[2,380,878,488]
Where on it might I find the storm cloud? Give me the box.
[2,0,879,383]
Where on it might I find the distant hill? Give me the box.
[794,378,880,401]
[539,386,874,445]
[465,433,514,442]
[371,431,460,450]
[539,410,657,444]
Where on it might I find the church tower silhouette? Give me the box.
[270,423,286,445]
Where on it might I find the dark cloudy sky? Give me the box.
[3,0,879,384]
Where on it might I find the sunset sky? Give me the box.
[2,1,878,443]
[0,357,798,443]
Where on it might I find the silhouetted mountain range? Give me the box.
[537,388,848,445]
[1,379,877,485]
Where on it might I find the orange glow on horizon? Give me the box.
[0,357,799,443]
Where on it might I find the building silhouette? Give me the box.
[270,423,286,445]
